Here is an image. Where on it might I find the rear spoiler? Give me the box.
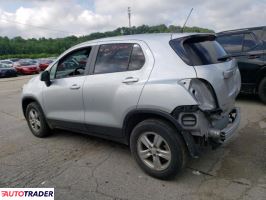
[171,33,216,41]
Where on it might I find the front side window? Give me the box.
[49,64,57,79]
[262,28,266,41]
[55,48,91,79]
[94,43,145,74]
[243,33,258,51]
[217,34,244,53]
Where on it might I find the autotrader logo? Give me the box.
[0,188,54,199]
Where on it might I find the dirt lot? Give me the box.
[0,75,265,200]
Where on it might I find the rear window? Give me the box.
[170,35,227,66]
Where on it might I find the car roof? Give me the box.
[73,32,214,48]
[217,26,266,35]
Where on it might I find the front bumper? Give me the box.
[176,106,240,143]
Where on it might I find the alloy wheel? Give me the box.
[137,132,171,171]
[28,108,41,132]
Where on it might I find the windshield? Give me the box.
[19,60,36,66]
[1,61,12,64]
[170,35,228,66]
[0,63,11,68]
[40,59,53,64]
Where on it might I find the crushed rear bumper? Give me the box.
[208,108,240,142]
[176,106,240,143]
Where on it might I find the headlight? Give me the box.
[180,79,216,110]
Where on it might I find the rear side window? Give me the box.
[216,34,244,53]
[170,36,227,66]
[128,44,145,71]
[94,43,145,74]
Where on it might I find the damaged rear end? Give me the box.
[170,34,241,148]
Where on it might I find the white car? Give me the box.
[0,60,14,68]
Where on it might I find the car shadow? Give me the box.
[50,128,129,150]
[236,93,264,105]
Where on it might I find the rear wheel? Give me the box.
[130,119,187,179]
[26,102,51,137]
[258,77,266,104]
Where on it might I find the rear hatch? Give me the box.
[170,34,241,112]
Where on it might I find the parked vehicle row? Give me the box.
[0,58,55,77]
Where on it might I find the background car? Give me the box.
[0,63,17,78]
[0,60,14,68]
[14,59,40,75]
[216,26,266,103]
[38,59,54,70]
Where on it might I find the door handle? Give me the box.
[122,77,139,84]
[70,84,81,89]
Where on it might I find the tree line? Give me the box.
[0,24,213,59]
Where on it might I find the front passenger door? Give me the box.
[42,47,92,131]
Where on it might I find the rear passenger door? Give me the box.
[83,42,154,138]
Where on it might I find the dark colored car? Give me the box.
[14,60,40,75]
[216,26,266,103]
[38,59,53,71]
[0,63,17,78]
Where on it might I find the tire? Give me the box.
[258,77,266,104]
[130,119,187,180]
[25,102,51,138]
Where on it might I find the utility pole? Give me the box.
[128,7,132,34]
[181,8,193,33]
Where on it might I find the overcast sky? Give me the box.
[0,0,265,38]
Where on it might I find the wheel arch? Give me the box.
[22,96,42,118]
[122,109,198,157]
[256,65,266,91]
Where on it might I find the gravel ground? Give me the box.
[0,75,265,200]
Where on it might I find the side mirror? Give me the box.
[40,71,51,86]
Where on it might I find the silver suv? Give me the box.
[22,33,241,179]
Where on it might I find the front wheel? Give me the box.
[130,119,187,179]
[258,77,266,104]
[26,102,51,137]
